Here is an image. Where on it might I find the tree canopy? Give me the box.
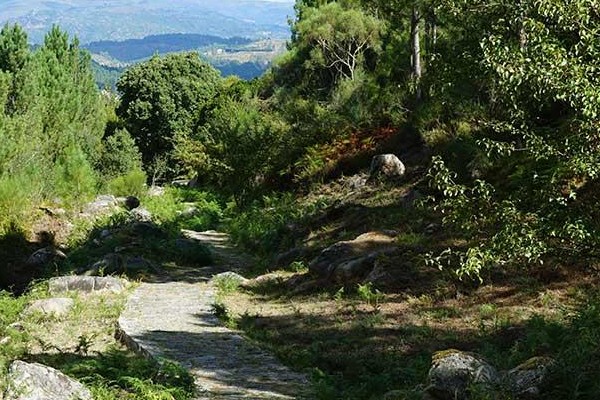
[116,52,221,174]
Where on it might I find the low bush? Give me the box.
[107,169,147,198]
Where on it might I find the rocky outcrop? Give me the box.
[48,276,126,295]
[426,350,555,400]
[129,207,152,222]
[308,231,397,283]
[427,349,500,399]
[507,357,555,398]
[369,154,406,180]
[4,360,92,400]
[148,186,165,197]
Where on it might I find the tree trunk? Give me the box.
[411,5,422,102]
[426,7,437,56]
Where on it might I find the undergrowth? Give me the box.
[225,192,329,258]
[40,350,195,400]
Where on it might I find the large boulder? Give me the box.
[507,357,555,398]
[308,231,397,282]
[23,298,74,318]
[369,154,406,180]
[427,349,500,399]
[48,276,126,295]
[5,360,92,400]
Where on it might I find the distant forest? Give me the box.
[92,60,269,90]
[88,33,274,88]
[85,34,252,62]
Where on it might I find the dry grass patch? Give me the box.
[218,265,600,399]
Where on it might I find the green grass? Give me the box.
[61,188,223,276]
[35,349,195,400]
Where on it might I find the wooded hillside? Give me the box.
[1,1,600,398]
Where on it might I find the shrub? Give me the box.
[0,175,34,234]
[96,128,143,180]
[107,168,147,197]
[52,144,98,203]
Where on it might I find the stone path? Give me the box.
[117,230,311,399]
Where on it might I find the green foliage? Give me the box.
[188,93,289,205]
[425,156,546,281]
[117,52,221,174]
[213,275,244,295]
[416,1,600,280]
[58,349,195,400]
[0,24,28,75]
[293,2,383,84]
[0,24,107,233]
[356,282,384,312]
[0,176,36,234]
[107,169,147,198]
[226,193,328,258]
[142,187,223,231]
[53,144,98,203]
[97,128,143,180]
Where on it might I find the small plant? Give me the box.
[211,302,237,329]
[287,261,308,273]
[479,303,497,320]
[74,334,96,355]
[213,274,245,295]
[333,287,345,302]
[357,282,385,312]
[107,169,147,197]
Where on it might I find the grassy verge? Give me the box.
[214,176,600,399]
[0,283,195,399]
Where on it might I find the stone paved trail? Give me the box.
[118,230,311,399]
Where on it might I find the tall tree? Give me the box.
[0,24,29,113]
[0,24,28,74]
[116,52,221,175]
[277,2,383,97]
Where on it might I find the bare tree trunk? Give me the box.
[429,8,437,53]
[411,5,422,102]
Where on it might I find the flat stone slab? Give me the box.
[5,360,92,400]
[48,276,126,295]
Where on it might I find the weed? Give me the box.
[287,261,308,273]
[74,334,96,355]
[333,287,345,302]
[213,275,244,295]
[396,232,426,247]
[423,306,462,321]
[479,303,497,320]
[212,302,237,329]
[357,282,385,312]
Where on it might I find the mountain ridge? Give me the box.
[0,0,294,43]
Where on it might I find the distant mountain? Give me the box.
[88,33,286,87]
[0,0,295,44]
[85,34,253,62]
